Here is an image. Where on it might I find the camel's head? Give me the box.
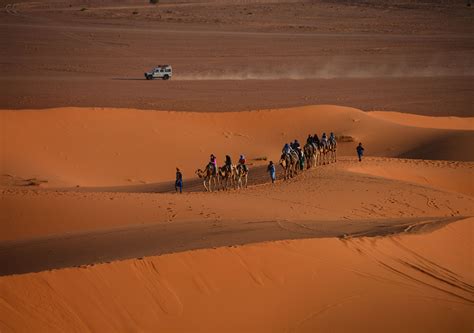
[195,169,203,178]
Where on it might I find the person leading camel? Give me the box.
[357,142,365,162]
[267,161,276,183]
[175,168,183,193]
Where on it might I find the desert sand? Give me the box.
[1,0,473,332]
[1,105,473,331]
[1,218,473,332]
[2,105,473,187]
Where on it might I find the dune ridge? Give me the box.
[368,111,474,130]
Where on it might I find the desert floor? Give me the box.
[1,1,473,332]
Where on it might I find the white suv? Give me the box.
[144,65,172,80]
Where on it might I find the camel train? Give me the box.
[195,133,336,191]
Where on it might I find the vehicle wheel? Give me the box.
[163,74,170,80]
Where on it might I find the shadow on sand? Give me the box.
[111,78,146,81]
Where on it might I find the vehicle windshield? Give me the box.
[152,67,171,72]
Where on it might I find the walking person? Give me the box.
[175,167,183,193]
[267,161,276,183]
[356,142,365,162]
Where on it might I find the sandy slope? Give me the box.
[2,105,473,188]
[2,156,474,243]
[369,111,474,130]
[347,157,474,197]
[1,217,472,332]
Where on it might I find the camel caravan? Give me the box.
[195,132,336,192]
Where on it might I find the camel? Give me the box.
[236,163,249,189]
[218,164,236,190]
[279,151,299,180]
[319,141,330,165]
[195,163,217,192]
[313,143,321,166]
[304,143,317,169]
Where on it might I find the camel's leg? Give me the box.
[215,176,220,191]
[203,179,209,192]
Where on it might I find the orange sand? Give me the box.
[1,218,472,332]
[2,106,473,187]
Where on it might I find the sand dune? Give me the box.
[1,217,472,332]
[369,111,474,130]
[2,105,473,188]
[348,157,474,196]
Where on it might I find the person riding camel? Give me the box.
[239,154,248,172]
[306,134,313,145]
[282,143,291,155]
[225,155,233,172]
[313,134,320,147]
[329,132,336,146]
[321,133,328,147]
[292,139,301,151]
[209,154,217,175]
[282,143,297,161]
